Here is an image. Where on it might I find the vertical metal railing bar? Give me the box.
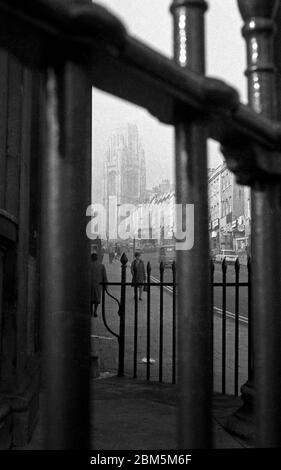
[234,258,240,397]
[210,258,214,391]
[159,261,164,383]
[146,262,151,381]
[247,256,252,380]
[0,49,8,209]
[133,263,138,379]
[102,283,106,324]
[118,254,127,377]
[238,0,281,446]
[0,250,5,379]
[172,261,176,384]
[222,258,227,395]
[42,61,92,449]
[171,0,212,448]
[210,259,214,308]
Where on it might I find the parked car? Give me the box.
[215,249,238,264]
[159,244,176,267]
[127,241,142,253]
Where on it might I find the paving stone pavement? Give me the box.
[18,376,248,450]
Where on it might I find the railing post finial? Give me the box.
[238,0,279,22]
[170,0,208,12]
[120,252,128,266]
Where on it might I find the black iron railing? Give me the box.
[101,255,177,384]
[211,257,252,397]
[101,255,251,397]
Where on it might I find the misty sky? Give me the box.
[92,0,247,190]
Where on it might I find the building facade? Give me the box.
[129,188,176,245]
[209,166,222,251]
[0,51,42,448]
[209,161,251,255]
[127,163,251,256]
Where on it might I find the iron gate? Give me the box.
[101,254,251,397]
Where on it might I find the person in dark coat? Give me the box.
[100,245,105,262]
[91,252,108,317]
[116,243,121,260]
[131,251,146,300]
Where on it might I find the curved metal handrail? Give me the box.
[101,284,120,339]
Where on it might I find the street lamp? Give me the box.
[116,203,121,240]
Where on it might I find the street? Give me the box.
[140,251,250,320]
[92,251,249,395]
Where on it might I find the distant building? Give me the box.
[129,190,175,245]
[151,179,174,197]
[209,165,222,251]
[103,124,146,208]
[220,163,234,250]
[127,162,251,254]
[102,124,147,240]
[243,186,251,254]
[208,161,250,254]
[92,156,104,204]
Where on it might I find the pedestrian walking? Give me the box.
[116,243,121,260]
[108,245,114,264]
[91,252,108,317]
[100,245,105,262]
[131,251,146,300]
